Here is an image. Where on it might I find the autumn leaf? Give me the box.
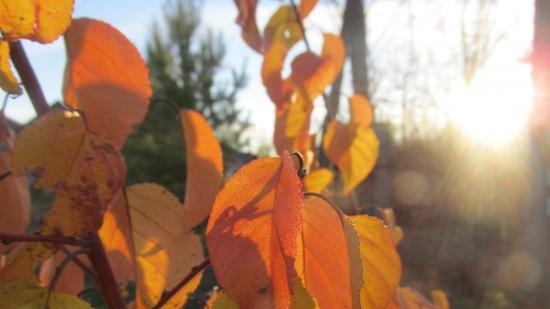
[0,0,36,40]
[98,188,136,285]
[179,109,224,231]
[290,277,319,309]
[13,110,126,236]
[30,0,74,43]
[297,195,400,309]
[0,114,30,237]
[0,243,53,283]
[206,152,303,309]
[262,6,303,107]
[274,94,313,155]
[378,208,404,245]
[298,0,318,18]
[392,287,449,309]
[0,279,94,309]
[234,0,262,53]
[290,34,345,101]
[323,95,379,194]
[63,18,152,149]
[127,183,204,309]
[302,168,334,194]
[0,40,22,94]
[210,290,240,309]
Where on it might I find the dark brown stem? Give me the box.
[85,233,127,309]
[152,257,211,309]
[0,171,11,181]
[8,41,50,116]
[0,233,89,247]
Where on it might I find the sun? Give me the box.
[443,60,533,147]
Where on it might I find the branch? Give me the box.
[152,257,211,309]
[85,233,127,309]
[0,233,90,247]
[0,171,11,181]
[44,248,89,309]
[59,246,97,281]
[8,41,50,116]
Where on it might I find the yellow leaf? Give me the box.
[430,290,449,309]
[127,183,203,309]
[210,290,240,309]
[274,94,313,155]
[0,40,21,94]
[13,111,126,236]
[0,0,36,40]
[0,243,53,283]
[30,0,74,43]
[0,279,95,309]
[323,96,379,194]
[349,215,402,309]
[179,109,223,231]
[302,168,334,193]
[63,18,152,148]
[290,277,319,309]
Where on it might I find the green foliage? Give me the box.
[123,0,249,197]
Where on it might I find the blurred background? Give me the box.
[4,0,549,308]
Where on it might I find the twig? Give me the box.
[291,151,308,179]
[8,41,49,116]
[85,233,127,309]
[59,246,97,281]
[0,233,90,247]
[44,248,89,309]
[152,257,211,309]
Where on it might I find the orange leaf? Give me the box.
[297,196,401,309]
[0,0,36,40]
[350,94,374,127]
[323,96,379,194]
[0,114,30,236]
[63,18,152,148]
[298,0,318,18]
[98,188,136,284]
[127,183,204,309]
[179,109,223,231]
[393,287,442,309]
[234,0,262,53]
[29,0,74,43]
[0,40,22,94]
[206,152,303,309]
[290,34,345,101]
[302,168,334,193]
[13,111,126,236]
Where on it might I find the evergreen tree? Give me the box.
[123,0,249,198]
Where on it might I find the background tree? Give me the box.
[123,0,250,197]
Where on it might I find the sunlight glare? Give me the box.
[444,62,533,147]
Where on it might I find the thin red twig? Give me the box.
[152,257,211,309]
[0,233,90,247]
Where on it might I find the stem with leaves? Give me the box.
[6,42,127,309]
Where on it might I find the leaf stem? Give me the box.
[0,233,90,247]
[8,41,50,116]
[288,0,335,119]
[152,257,211,309]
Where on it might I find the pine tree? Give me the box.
[123,0,249,198]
